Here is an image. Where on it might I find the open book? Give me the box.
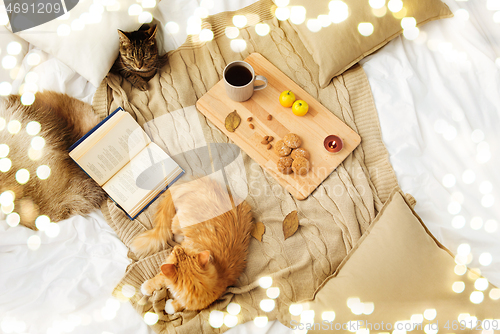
[69,107,184,219]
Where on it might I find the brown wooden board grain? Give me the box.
[196,53,361,200]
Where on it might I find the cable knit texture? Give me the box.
[92,1,401,332]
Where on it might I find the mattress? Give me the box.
[0,0,499,333]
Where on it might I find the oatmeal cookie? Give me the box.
[291,148,310,160]
[274,140,292,157]
[292,157,310,175]
[277,157,294,174]
[283,133,302,149]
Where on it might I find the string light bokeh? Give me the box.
[0,0,484,99]
[1,0,500,333]
[0,110,57,237]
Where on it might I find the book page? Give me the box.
[102,142,183,216]
[70,112,151,186]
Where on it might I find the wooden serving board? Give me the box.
[196,53,361,200]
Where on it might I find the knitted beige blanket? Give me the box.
[92,1,401,332]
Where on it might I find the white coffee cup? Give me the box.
[223,61,268,102]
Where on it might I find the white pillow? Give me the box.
[6,0,155,87]
[153,0,260,53]
[0,25,29,86]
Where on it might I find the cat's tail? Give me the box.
[131,191,175,257]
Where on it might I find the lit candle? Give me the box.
[324,135,343,153]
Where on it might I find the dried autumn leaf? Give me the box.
[251,221,265,241]
[225,110,241,132]
[283,210,299,240]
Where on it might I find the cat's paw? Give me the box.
[140,280,155,296]
[173,234,184,243]
[164,299,185,314]
[135,81,149,91]
[165,299,175,314]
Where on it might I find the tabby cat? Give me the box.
[132,177,254,313]
[112,24,164,91]
[0,91,107,229]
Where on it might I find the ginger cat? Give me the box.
[132,177,253,313]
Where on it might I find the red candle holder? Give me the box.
[324,135,343,153]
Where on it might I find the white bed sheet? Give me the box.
[1,0,499,333]
[361,0,500,286]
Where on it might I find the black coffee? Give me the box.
[225,65,253,86]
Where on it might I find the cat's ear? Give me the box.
[161,263,176,278]
[148,25,158,39]
[117,30,130,43]
[198,250,211,268]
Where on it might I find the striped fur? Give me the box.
[111,24,166,91]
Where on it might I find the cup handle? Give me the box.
[254,75,268,91]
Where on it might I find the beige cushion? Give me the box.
[286,0,453,88]
[301,190,500,333]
